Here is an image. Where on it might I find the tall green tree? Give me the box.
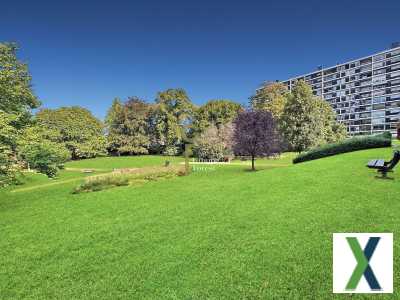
[250,82,288,119]
[280,80,345,152]
[0,111,20,186]
[36,107,107,159]
[105,97,151,155]
[0,43,40,118]
[193,99,242,133]
[148,89,194,155]
[317,99,347,144]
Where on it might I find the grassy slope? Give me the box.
[1,149,400,299]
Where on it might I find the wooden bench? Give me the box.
[367,150,400,179]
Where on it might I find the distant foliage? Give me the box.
[36,106,107,159]
[293,133,392,164]
[280,80,346,152]
[106,97,151,155]
[233,110,283,170]
[193,99,242,134]
[193,123,234,161]
[250,82,288,119]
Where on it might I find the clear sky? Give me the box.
[2,0,400,119]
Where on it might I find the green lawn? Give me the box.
[65,155,184,171]
[1,149,400,299]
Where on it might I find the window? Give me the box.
[392,64,400,71]
[374,83,387,90]
[373,124,385,130]
[373,75,386,84]
[373,96,386,104]
[372,111,385,118]
[374,61,385,68]
[390,71,400,78]
[374,54,385,62]
[391,56,400,64]
[374,68,386,75]
[372,118,385,125]
[389,94,400,101]
[390,49,400,56]
[360,57,372,65]
[391,79,400,86]
[373,103,385,110]
[359,112,371,118]
[391,86,400,94]
[374,89,386,96]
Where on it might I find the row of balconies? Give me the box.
[283,48,400,88]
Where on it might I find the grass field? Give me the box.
[1,148,400,299]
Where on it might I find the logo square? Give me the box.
[333,233,393,293]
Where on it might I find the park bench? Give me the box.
[367,150,400,179]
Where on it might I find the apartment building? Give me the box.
[282,44,400,135]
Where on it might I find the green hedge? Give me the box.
[293,132,392,164]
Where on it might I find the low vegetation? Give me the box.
[73,165,185,193]
[293,132,392,163]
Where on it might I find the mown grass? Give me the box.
[65,155,184,171]
[1,149,400,299]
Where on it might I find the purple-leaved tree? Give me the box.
[233,110,283,171]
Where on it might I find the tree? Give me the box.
[17,125,70,177]
[193,123,234,161]
[280,80,346,152]
[0,111,20,186]
[193,99,242,133]
[105,97,151,155]
[250,82,288,118]
[36,107,107,159]
[233,110,283,171]
[317,99,347,143]
[0,43,40,118]
[148,89,194,155]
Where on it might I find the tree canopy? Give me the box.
[148,89,194,155]
[280,80,346,152]
[106,97,151,155]
[0,43,40,116]
[233,110,283,170]
[250,82,288,118]
[193,99,242,133]
[36,106,107,159]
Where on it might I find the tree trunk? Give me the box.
[251,155,255,171]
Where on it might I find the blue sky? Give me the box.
[2,0,400,119]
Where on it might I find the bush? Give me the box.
[193,123,234,161]
[73,175,129,193]
[293,134,392,164]
[20,141,70,178]
[375,131,392,140]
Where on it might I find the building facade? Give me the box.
[282,45,400,135]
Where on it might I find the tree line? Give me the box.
[1,42,347,185]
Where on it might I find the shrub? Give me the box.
[20,141,70,178]
[73,175,129,193]
[293,134,392,164]
[375,131,392,140]
[193,123,234,161]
